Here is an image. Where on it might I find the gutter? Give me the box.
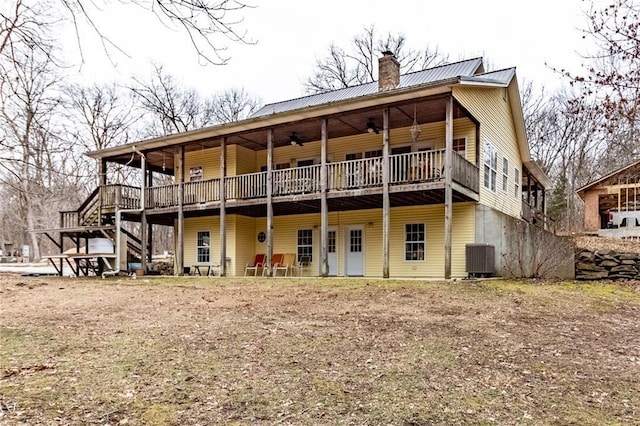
[102,146,146,278]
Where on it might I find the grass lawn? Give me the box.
[1,275,639,425]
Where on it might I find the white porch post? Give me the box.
[444,96,454,279]
[220,137,227,276]
[177,146,185,275]
[382,108,390,279]
[266,129,274,276]
[320,118,329,277]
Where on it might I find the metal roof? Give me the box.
[460,67,516,86]
[252,57,484,117]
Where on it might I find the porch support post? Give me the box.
[220,137,227,276]
[320,118,329,277]
[98,159,107,225]
[140,157,148,273]
[266,129,274,276]
[444,96,453,280]
[147,171,153,264]
[382,107,390,279]
[99,159,107,185]
[177,146,185,275]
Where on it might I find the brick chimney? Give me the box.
[378,51,400,91]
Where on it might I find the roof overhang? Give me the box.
[87,78,459,160]
[576,158,640,199]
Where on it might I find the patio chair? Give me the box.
[244,253,266,276]
[273,253,296,277]
[262,253,284,276]
[292,255,312,276]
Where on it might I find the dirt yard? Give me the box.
[1,274,639,425]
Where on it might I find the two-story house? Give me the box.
[42,53,551,278]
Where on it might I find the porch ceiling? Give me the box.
[105,94,471,175]
[141,188,476,223]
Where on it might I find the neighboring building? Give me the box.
[577,159,640,238]
[41,53,557,278]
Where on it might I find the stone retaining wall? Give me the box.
[575,248,640,280]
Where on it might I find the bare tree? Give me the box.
[131,65,261,136]
[131,64,217,136]
[563,1,640,159]
[0,41,65,261]
[0,0,52,61]
[304,25,448,94]
[1,0,253,66]
[524,82,605,231]
[64,82,141,190]
[210,87,261,123]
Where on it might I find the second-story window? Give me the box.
[514,168,520,198]
[453,138,466,158]
[502,157,509,192]
[483,141,497,192]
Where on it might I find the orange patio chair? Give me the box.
[244,253,266,276]
[273,253,296,277]
[263,253,284,276]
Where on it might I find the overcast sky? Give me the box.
[65,0,595,104]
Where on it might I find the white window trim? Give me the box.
[483,140,498,192]
[413,141,436,151]
[452,137,466,156]
[297,228,314,262]
[502,157,509,192]
[514,167,520,199]
[294,156,320,166]
[196,230,210,264]
[404,223,426,262]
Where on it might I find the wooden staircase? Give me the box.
[60,185,146,262]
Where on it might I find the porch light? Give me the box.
[289,132,303,147]
[366,118,380,134]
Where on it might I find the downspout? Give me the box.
[102,146,146,278]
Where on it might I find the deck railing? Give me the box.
[60,211,80,228]
[273,164,320,195]
[108,150,478,211]
[101,184,140,209]
[184,178,220,205]
[226,171,267,200]
[451,151,479,192]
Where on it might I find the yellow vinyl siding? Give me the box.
[231,145,256,176]
[251,121,477,170]
[389,204,475,278]
[183,217,220,267]
[232,215,256,276]
[453,83,523,218]
[184,147,221,181]
[191,203,474,278]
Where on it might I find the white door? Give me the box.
[345,226,364,276]
[328,228,337,276]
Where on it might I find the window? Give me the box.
[483,141,497,191]
[365,149,382,158]
[502,157,509,192]
[297,159,315,167]
[196,231,210,263]
[514,168,520,198]
[453,138,466,158]
[260,162,290,172]
[405,223,425,261]
[297,229,313,262]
